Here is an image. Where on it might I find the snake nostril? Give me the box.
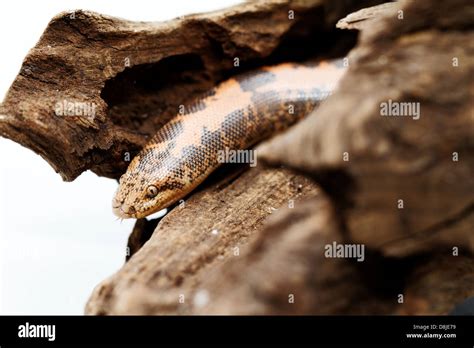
[112,198,121,209]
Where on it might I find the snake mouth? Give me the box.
[113,203,166,219]
[113,203,138,219]
[112,195,137,219]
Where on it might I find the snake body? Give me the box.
[113,60,345,218]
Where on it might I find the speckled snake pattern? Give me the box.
[113,60,346,218]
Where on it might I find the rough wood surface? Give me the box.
[0,0,365,181]
[85,166,323,314]
[397,255,474,315]
[258,0,474,257]
[336,2,400,30]
[192,196,397,315]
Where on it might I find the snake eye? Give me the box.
[146,185,158,198]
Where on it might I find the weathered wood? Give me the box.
[259,0,474,257]
[85,166,322,314]
[397,255,474,315]
[192,196,397,315]
[336,2,400,30]
[0,0,363,181]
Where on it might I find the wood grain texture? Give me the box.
[258,0,474,257]
[0,0,365,181]
[86,166,325,314]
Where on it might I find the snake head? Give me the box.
[112,152,181,219]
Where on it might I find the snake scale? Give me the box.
[113,60,346,218]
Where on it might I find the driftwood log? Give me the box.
[0,0,366,181]
[1,0,473,315]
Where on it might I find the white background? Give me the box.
[0,0,241,314]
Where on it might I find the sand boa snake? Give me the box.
[113,60,345,218]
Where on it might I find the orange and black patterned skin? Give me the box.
[113,60,346,218]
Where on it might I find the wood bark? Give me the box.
[0,0,364,181]
[259,0,474,258]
